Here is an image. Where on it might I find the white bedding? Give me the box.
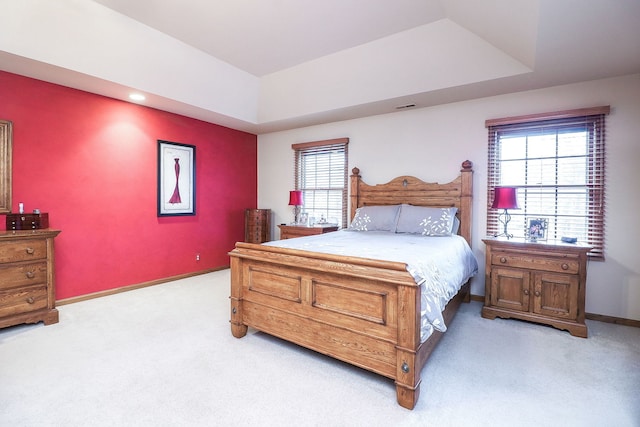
[264,230,478,342]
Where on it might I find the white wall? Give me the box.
[257,73,640,321]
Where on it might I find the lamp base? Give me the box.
[292,205,301,225]
[494,209,513,239]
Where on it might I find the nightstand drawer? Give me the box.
[0,240,48,263]
[491,253,579,274]
[0,285,48,317]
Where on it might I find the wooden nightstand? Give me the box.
[277,224,338,240]
[482,237,591,337]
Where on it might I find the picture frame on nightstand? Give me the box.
[527,217,548,241]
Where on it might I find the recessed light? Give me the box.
[129,93,146,102]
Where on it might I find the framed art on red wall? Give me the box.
[0,119,12,214]
[157,140,196,216]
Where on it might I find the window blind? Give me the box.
[486,107,609,259]
[293,138,349,228]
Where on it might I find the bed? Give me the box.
[229,160,475,410]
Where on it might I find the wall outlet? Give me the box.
[196,253,200,261]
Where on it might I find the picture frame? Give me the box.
[0,120,12,214]
[157,140,195,216]
[527,218,548,241]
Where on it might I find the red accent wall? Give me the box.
[0,71,257,299]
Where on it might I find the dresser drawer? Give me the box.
[0,262,48,290]
[0,240,48,263]
[491,253,579,274]
[0,285,48,317]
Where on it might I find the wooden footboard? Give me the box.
[229,242,470,409]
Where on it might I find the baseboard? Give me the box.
[584,313,640,328]
[56,267,228,306]
[469,293,639,329]
[470,294,484,303]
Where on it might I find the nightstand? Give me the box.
[277,224,338,239]
[482,237,591,337]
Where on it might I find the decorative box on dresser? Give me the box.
[482,237,591,338]
[278,224,339,239]
[245,209,271,243]
[0,229,61,329]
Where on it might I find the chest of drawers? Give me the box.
[245,209,271,243]
[0,229,61,329]
[482,237,591,337]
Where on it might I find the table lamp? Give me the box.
[491,186,520,238]
[288,190,303,224]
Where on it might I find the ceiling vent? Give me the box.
[395,103,416,110]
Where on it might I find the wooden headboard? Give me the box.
[349,160,473,246]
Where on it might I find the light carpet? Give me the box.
[1,270,638,427]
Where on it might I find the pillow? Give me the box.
[452,215,461,235]
[348,205,401,232]
[396,204,458,236]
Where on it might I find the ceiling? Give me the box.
[2,0,639,134]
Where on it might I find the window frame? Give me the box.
[292,137,349,228]
[486,106,609,259]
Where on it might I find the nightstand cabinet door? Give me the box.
[533,272,579,320]
[490,267,530,312]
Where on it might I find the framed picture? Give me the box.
[0,120,12,214]
[527,218,548,241]
[157,140,195,216]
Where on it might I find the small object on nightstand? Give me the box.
[561,236,578,243]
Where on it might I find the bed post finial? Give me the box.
[350,167,361,224]
[460,160,473,247]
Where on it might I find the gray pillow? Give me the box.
[348,205,401,232]
[396,205,458,236]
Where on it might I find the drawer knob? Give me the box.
[26,247,35,255]
[534,291,541,297]
[26,271,36,279]
[26,297,35,304]
[561,263,569,270]
[500,257,507,263]
[523,289,530,295]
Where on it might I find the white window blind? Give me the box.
[486,106,609,259]
[293,138,349,228]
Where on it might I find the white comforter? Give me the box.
[264,230,478,342]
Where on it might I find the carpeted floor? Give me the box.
[1,270,638,427]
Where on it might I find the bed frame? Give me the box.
[229,160,473,409]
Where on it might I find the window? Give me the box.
[486,106,609,259]
[293,138,349,228]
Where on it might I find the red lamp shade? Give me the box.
[491,187,520,210]
[288,190,303,206]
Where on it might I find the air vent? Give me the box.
[395,103,416,110]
